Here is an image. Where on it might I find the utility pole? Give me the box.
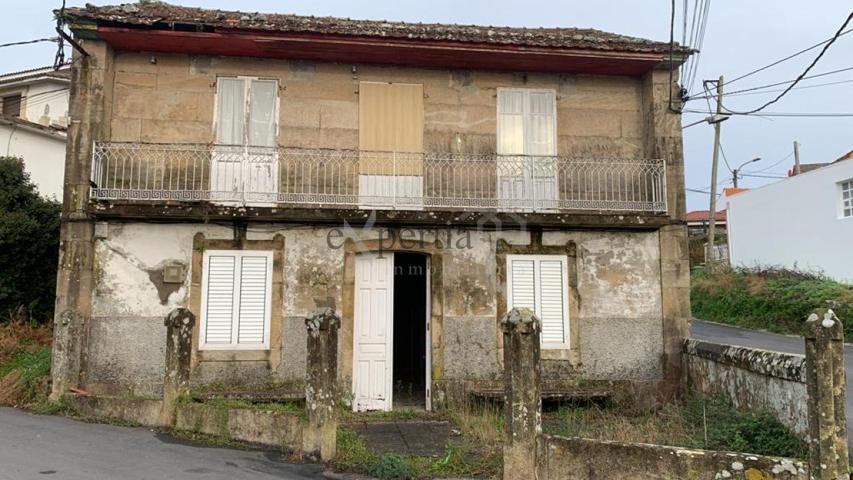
[793,140,801,175]
[706,75,724,270]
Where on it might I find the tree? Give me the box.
[0,157,61,323]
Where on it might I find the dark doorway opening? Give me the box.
[393,253,428,409]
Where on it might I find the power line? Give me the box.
[703,77,853,99]
[745,152,793,173]
[0,37,58,49]
[682,108,853,117]
[689,65,853,101]
[688,28,853,97]
[721,11,853,114]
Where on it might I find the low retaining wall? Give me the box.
[67,395,304,454]
[537,435,808,480]
[684,339,807,435]
[174,403,304,453]
[70,395,165,427]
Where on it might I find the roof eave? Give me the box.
[86,24,673,76]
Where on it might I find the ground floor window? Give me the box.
[506,254,570,350]
[199,250,273,350]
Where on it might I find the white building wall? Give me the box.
[22,81,70,126]
[726,160,853,283]
[0,124,66,200]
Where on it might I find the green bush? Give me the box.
[0,157,60,323]
[368,453,411,480]
[691,266,853,338]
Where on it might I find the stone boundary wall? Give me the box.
[173,403,304,453]
[68,395,304,454]
[537,435,808,480]
[683,338,807,435]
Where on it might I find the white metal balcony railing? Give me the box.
[90,142,667,213]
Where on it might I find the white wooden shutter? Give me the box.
[237,254,271,345]
[201,250,272,350]
[508,258,536,311]
[203,254,237,345]
[506,255,570,349]
[538,259,568,348]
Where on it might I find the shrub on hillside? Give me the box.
[0,157,61,324]
[691,266,853,338]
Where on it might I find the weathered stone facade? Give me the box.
[52,11,690,407]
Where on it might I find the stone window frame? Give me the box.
[496,233,581,365]
[189,232,285,369]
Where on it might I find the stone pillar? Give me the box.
[303,307,339,462]
[805,309,849,480]
[642,67,691,402]
[159,308,195,426]
[50,39,115,401]
[502,308,541,480]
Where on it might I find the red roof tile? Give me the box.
[63,3,691,54]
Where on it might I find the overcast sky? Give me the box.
[3,1,851,211]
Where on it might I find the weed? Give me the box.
[691,266,853,338]
[368,453,410,480]
[543,393,806,459]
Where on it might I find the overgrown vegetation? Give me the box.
[543,394,806,459]
[691,266,853,338]
[0,320,52,406]
[0,157,61,324]
[333,403,502,479]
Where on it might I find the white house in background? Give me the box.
[726,151,853,284]
[0,65,70,200]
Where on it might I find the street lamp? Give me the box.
[682,113,731,129]
[732,157,761,188]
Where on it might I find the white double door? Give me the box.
[352,252,430,412]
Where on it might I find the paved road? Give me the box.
[691,318,853,457]
[0,407,325,480]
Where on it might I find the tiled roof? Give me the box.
[63,3,690,54]
[0,64,71,85]
[686,210,726,222]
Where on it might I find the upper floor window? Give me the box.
[215,77,278,147]
[2,93,22,118]
[841,179,853,218]
[497,88,556,156]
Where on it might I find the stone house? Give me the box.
[52,3,692,411]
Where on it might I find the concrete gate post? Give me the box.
[804,309,849,480]
[159,308,195,426]
[501,307,542,480]
[303,307,340,462]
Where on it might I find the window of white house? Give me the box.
[2,93,22,117]
[199,250,273,350]
[506,254,570,349]
[841,179,853,218]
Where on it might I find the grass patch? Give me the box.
[169,429,251,450]
[0,320,52,406]
[691,266,853,338]
[543,394,806,459]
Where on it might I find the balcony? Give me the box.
[90,142,667,215]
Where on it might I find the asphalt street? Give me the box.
[0,407,325,480]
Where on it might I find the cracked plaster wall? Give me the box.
[87,222,663,393]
